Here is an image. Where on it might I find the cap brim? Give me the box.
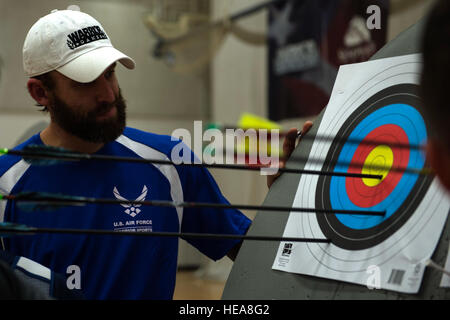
[56,46,135,83]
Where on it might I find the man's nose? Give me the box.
[94,75,116,104]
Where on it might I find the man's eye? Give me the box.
[106,69,115,78]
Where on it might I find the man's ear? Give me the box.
[27,78,51,106]
[426,138,450,192]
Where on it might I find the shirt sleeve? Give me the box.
[179,164,252,261]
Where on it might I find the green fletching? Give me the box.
[0,148,8,155]
[24,144,73,153]
[0,222,28,230]
[15,192,87,212]
[21,144,81,166]
[0,222,32,237]
[205,123,222,130]
[16,191,84,201]
[17,202,66,212]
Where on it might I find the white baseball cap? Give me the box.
[23,8,135,83]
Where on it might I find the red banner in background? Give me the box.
[268,0,389,121]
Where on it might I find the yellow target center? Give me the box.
[361,145,394,187]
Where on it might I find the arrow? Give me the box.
[0,192,386,216]
[202,145,431,176]
[0,222,330,243]
[205,123,424,150]
[206,112,424,150]
[0,145,383,180]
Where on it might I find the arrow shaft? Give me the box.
[0,225,329,243]
[5,149,382,180]
[207,147,429,176]
[211,127,423,150]
[5,194,386,216]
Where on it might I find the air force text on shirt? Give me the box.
[171,121,280,175]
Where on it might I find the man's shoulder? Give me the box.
[119,127,181,158]
[0,134,40,176]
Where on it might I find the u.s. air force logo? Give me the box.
[113,185,148,217]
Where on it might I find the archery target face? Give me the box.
[275,56,449,292]
[273,55,450,294]
[315,84,433,250]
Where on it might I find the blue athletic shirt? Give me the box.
[0,127,251,299]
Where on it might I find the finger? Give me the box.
[283,128,299,160]
[302,120,313,134]
[297,121,313,140]
[301,121,313,137]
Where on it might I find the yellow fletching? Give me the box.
[237,113,282,130]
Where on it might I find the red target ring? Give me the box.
[345,124,410,208]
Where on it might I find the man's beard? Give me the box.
[49,89,127,143]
